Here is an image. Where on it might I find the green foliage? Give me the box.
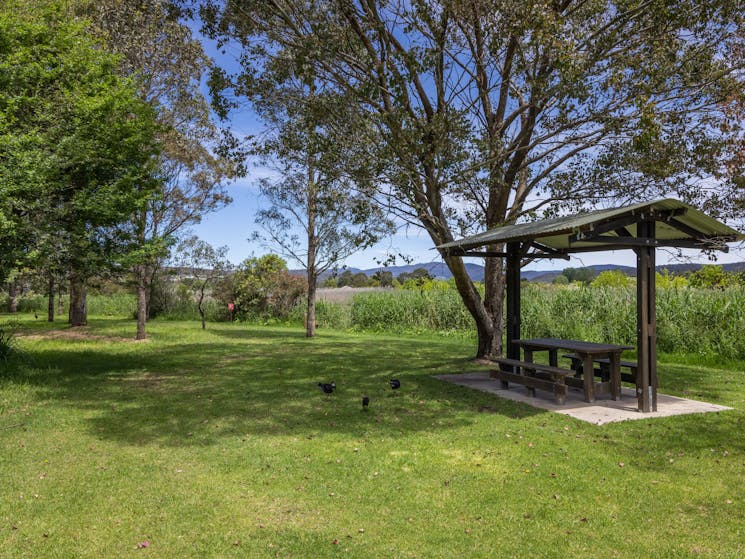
[201,0,745,359]
[0,1,161,283]
[591,270,634,288]
[350,289,474,334]
[230,255,307,320]
[688,265,740,289]
[335,270,372,287]
[561,267,598,284]
[396,268,436,288]
[0,326,16,361]
[371,270,393,287]
[656,270,689,289]
[289,299,352,330]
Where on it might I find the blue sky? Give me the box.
[188,26,744,273]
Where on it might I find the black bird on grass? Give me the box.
[318,382,336,394]
[361,395,370,410]
[389,379,400,390]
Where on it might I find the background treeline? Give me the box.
[3,261,745,359]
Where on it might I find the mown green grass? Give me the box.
[1,316,743,558]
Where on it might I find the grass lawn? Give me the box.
[1,317,743,558]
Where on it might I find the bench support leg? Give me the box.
[582,354,595,403]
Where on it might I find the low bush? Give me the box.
[0,325,17,361]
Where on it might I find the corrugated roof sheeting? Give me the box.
[438,199,744,252]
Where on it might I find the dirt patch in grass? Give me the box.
[17,327,138,344]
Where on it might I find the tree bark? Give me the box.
[47,276,55,322]
[305,155,317,338]
[443,254,502,359]
[7,280,17,313]
[57,283,64,316]
[135,264,148,340]
[69,274,87,326]
[197,281,207,330]
[306,270,317,337]
[198,297,206,330]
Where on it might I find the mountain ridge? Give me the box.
[303,261,745,283]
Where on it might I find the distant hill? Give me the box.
[304,260,745,284]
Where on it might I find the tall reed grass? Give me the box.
[348,284,745,359]
[5,284,745,358]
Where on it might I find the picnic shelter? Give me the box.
[438,199,744,412]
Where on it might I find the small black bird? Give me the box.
[318,382,336,394]
[361,395,370,409]
[389,379,401,390]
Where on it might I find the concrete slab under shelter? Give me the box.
[435,372,732,425]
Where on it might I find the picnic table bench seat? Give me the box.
[562,353,637,384]
[491,357,575,405]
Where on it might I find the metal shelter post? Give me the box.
[505,242,521,361]
[635,220,658,412]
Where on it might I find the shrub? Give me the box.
[0,326,17,361]
[591,270,633,288]
[231,255,307,320]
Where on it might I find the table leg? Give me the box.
[523,349,534,365]
[581,353,595,403]
[548,349,558,367]
[610,353,621,400]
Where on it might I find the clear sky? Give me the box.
[188,26,745,274]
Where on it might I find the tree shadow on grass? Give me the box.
[7,328,545,447]
[11,323,739,456]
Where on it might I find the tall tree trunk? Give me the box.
[198,288,206,330]
[145,265,157,320]
[305,156,317,338]
[47,276,55,322]
[57,283,64,316]
[7,280,17,313]
[443,254,502,359]
[69,274,87,326]
[306,269,317,337]
[136,264,148,340]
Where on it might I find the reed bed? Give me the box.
[5,284,745,358]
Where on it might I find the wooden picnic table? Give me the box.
[513,338,634,403]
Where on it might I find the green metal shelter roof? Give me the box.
[438,199,744,255]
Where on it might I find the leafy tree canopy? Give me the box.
[0,0,161,279]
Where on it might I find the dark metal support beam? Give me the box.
[570,237,729,251]
[569,214,647,243]
[636,220,658,412]
[505,242,522,361]
[531,242,571,260]
[664,217,710,239]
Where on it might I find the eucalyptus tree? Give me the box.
[248,85,393,337]
[200,0,744,357]
[78,0,236,339]
[0,0,161,326]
